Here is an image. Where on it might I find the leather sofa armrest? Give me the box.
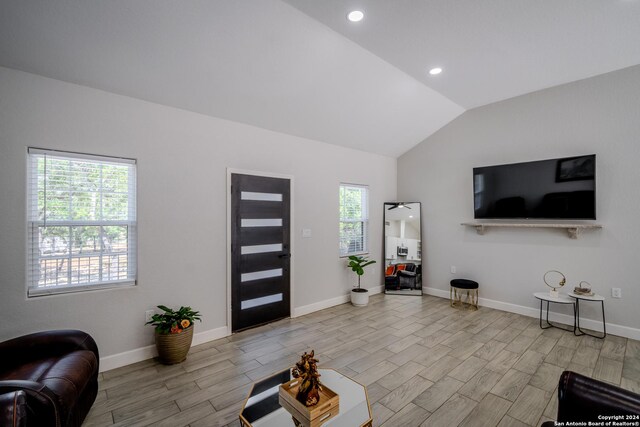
[0,330,99,370]
[397,270,416,278]
[557,371,640,421]
[0,381,59,427]
[0,390,28,427]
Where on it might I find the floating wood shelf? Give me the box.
[461,222,603,239]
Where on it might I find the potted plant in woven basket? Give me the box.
[145,305,202,365]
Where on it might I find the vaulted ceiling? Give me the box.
[285,0,640,109]
[1,1,639,157]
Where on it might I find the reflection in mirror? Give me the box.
[384,202,422,296]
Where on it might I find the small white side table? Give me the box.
[533,292,576,333]
[568,292,606,339]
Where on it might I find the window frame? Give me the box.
[339,183,369,258]
[26,147,137,297]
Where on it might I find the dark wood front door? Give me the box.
[231,173,291,332]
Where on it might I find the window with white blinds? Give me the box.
[339,183,369,257]
[26,148,137,296]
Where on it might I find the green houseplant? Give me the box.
[348,255,377,306]
[145,305,201,364]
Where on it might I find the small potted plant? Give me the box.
[145,305,201,364]
[348,255,377,306]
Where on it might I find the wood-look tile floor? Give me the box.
[84,294,640,427]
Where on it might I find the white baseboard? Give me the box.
[191,326,230,346]
[292,285,384,318]
[100,344,157,373]
[292,294,350,317]
[101,286,386,371]
[99,326,229,372]
[423,286,640,341]
[370,285,385,295]
[101,286,639,372]
[102,288,387,372]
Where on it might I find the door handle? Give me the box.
[278,253,291,259]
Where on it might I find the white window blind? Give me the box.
[27,148,137,296]
[339,183,369,256]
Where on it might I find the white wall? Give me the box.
[0,67,396,365]
[398,65,640,338]
[403,222,420,240]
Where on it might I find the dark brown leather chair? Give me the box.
[0,330,99,427]
[398,264,421,290]
[385,263,418,290]
[542,371,640,426]
[0,390,28,427]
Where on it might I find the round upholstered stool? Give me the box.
[450,279,479,310]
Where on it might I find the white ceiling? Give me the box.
[1,1,639,157]
[0,0,462,157]
[284,0,640,109]
[385,203,421,222]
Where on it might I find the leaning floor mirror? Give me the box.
[384,202,422,296]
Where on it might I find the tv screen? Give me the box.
[473,155,596,219]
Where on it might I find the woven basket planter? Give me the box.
[155,325,194,365]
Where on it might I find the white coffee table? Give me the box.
[239,368,372,427]
[533,292,576,333]
[568,292,606,339]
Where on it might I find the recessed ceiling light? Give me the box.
[347,10,364,22]
[429,67,443,75]
[409,215,414,218]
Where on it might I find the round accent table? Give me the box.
[533,292,576,333]
[568,292,606,339]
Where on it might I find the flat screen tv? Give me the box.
[473,155,596,219]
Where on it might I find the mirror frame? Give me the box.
[383,202,423,296]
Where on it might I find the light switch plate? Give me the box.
[302,229,312,238]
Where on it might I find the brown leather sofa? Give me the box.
[0,330,99,427]
[543,370,640,426]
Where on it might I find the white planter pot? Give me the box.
[351,288,369,306]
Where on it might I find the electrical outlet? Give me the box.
[450,266,456,274]
[145,310,155,323]
[611,288,622,298]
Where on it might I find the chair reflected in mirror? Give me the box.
[384,202,422,296]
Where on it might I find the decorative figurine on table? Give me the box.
[291,350,322,406]
[573,281,594,296]
[544,270,566,298]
